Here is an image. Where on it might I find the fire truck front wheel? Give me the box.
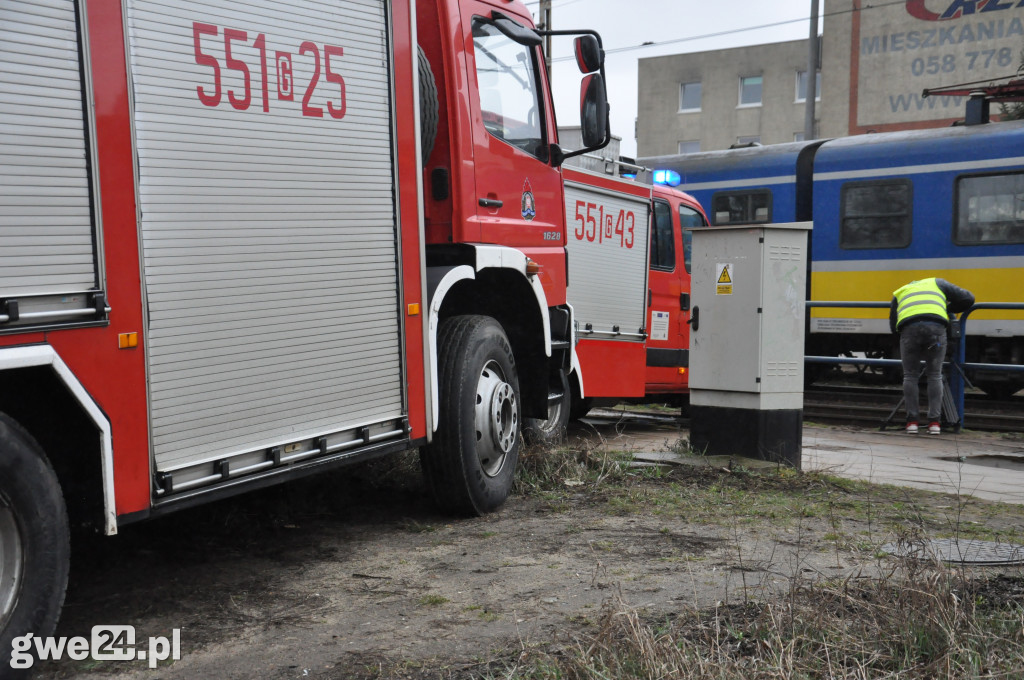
[0,414,70,674]
[422,315,521,516]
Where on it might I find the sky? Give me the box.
[523,0,824,157]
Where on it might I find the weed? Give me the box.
[418,594,449,606]
[496,559,1024,679]
[515,442,632,495]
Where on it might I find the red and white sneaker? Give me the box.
[905,422,918,434]
[928,422,941,435]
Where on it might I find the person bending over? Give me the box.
[890,277,974,435]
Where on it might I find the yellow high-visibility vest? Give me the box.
[893,278,947,328]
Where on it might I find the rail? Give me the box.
[805,301,1024,430]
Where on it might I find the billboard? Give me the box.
[848,0,1024,132]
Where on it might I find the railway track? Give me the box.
[803,385,1024,432]
[582,386,1024,433]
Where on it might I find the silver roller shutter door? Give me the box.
[126,0,405,470]
[0,0,98,296]
[565,180,651,338]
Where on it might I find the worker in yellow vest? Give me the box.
[889,278,974,435]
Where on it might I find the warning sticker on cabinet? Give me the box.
[650,311,670,341]
[716,263,733,295]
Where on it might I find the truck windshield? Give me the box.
[472,19,544,158]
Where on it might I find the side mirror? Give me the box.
[574,35,603,73]
[490,12,542,47]
[579,73,609,148]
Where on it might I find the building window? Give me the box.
[840,179,913,249]
[738,75,762,107]
[679,82,701,112]
[711,190,771,225]
[954,172,1024,244]
[679,204,707,274]
[796,70,821,102]
[678,140,700,154]
[650,199,675,271]
[736,135,760,146]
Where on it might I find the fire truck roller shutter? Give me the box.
[0,0,100,302]
[127,0,407,475]
[563,180,652,338]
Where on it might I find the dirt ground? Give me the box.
[32,414,1024,679]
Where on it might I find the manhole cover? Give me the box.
[882,539,1024,565]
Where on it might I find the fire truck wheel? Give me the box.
[568,378,593,422]
[0,414,70,675]
[418,46,438,161]
[523,370,569,443]
[422,315,520,516]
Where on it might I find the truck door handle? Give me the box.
[680,293,690,311]
[479,198,503,208]
[687,305,699,331]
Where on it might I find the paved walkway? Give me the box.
[576,409,1024,505]
[802,425,1024,504]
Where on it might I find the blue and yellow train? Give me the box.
[641,118,1024,397]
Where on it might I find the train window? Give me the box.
[954,173,1024,245]
[679,204,707,274]
[710,190,771,225]
[839,180,912,249]
[650,199,675,271]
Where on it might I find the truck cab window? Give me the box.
[651,199,675,271]
[678,204,706,274]
[471,19,545,159]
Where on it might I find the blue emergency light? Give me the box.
[652,169,681,187]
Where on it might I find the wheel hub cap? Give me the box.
[475,360,518,477]
[0,496,24,630]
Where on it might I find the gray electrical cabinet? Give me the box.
[688,222,812,467]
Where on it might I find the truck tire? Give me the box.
[418,46,438,161]
[0,414,70,675]
[523,370,570,444]
[568,378,593,421]
[421,316,520,515]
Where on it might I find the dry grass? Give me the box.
[513,440,636,495]
[491,540,1024,680]
[496,443,1024,679]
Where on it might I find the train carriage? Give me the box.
[641,119,1024,397]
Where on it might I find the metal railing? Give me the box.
[805,301,1024,430]
[950,303,1024,425]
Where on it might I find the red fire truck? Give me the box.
[531,175,709,436]
[0,0,635,663]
